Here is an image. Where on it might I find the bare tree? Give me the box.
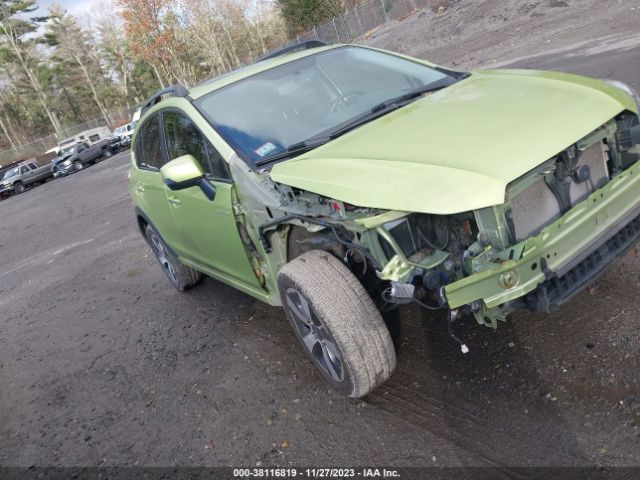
[45,6,112,125]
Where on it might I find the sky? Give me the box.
[32,0,114,24]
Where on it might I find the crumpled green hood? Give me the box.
[270,69,636,214]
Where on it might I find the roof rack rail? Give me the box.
[257,40,328,62]
[141,84,190,115]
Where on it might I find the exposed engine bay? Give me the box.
[228,112,640,352]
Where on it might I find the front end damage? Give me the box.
[368,115,640,329]
[231,112,640,348]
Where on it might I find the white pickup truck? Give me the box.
[0,160,53,196]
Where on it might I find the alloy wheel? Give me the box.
[285,287,345,382]
[149,231,179,285]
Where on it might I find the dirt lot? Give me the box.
[366,0,640,78]
[1,0,640,469]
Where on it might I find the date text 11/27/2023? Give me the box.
[232,468,401,478]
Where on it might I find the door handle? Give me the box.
[135,183,145,193]
[167,196,181,206]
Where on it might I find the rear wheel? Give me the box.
[145,224,201,290]
[73,160,83,171]
[278,250,396,398]
[13,182,25,194]
[103,150,113,158]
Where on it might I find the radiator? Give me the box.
[510,142,610,242]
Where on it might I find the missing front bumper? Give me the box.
[443,161,640,320]
[523,212,640,313]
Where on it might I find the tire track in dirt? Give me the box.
[367,374,592,466]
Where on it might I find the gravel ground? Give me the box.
[365,0,640,78]
[1,0,640,468]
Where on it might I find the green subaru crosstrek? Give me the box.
[130,42,640,397]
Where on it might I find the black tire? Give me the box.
[278,250,396,398]
[14,182,25,194]
[103,150,113,158]
[73,160,83,171]
[144,224,201,290]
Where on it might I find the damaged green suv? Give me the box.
[130,42,640,397]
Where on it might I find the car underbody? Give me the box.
[228,112,640,341]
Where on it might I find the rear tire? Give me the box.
[145,224,201,291]
[14,182,25,194]
[103,150,113,158]
[278,250,396,398]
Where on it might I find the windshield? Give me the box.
[2,167,19,180]
[59,145,76,157]
[196,46,458,166]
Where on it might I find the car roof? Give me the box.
[135,43,342,126]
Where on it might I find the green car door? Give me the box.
[132,114,182,249]
[159,109,262,291]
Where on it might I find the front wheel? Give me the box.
[103,150,113,158]
[14,182,25,194]
[73,160,83,171]
[278,250,396,398]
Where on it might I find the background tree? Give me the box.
[95,10,134,107]
[0,0,310,155]
[44,6,113,124]
[276,0,345,35]
[0,0,62,134]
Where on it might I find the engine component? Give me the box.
[510,176,562,242]
[389,281,415,303]
[510,141,610,242]
[616,114,640,150]
[382,213,477,265]
[423,270,443,290]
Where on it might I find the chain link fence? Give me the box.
[292,0,431,44]
[0,0,433,166]
[0,106,139,167]
[56,106,139,140]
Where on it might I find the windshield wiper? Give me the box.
[255,138,331,166]
[373,83,449,112]
[325,82,450,141]
[255,81,454,167]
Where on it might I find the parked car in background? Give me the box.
[102,135,130,157]
[113,123,135,147]
[0,160,53,196]
[52,141,109,177]
[55,126,112,154]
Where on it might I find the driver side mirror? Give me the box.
[160,154,216,201]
